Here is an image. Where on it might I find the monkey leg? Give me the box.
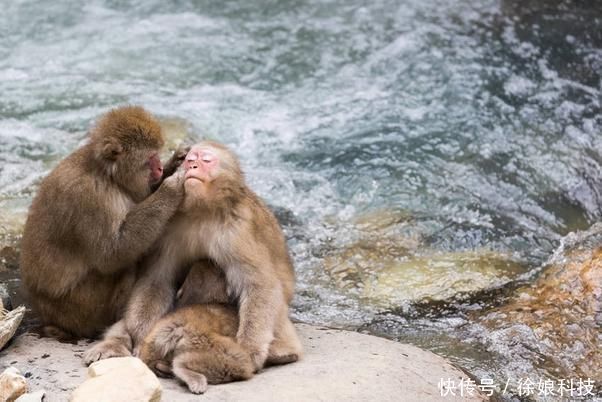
[83,320,132,365]
[172,354,209,394]
[38,324,77,342]
[266,314,303,366]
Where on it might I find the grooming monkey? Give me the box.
[86,141,302,371]
[20,106,185,339]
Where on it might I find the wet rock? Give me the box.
[0,205,25,274]
[158,117,194,156]
[0,284,10,311]
[475,224,602,382]
[15,390,45,402]
[324,210,526,308]
[70,357,161,402]
[0,367,27,402]
[0,306,25,351]
[0,247,19,272]
[0,325,487,401]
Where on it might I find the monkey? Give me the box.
[175,259,230,307]
[139,303,254,394]
[85,141,302,370]
[19,106,186,340]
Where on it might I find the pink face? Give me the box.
[183,146,220,184]
[147,153,163,183]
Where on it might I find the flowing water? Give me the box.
[1,0,601,399]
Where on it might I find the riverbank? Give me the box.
[0,324,486,401]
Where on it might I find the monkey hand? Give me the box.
[158,170,185,200]
[83,338,132,365]
[164,144,191,177]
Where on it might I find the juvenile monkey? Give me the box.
[20,106,185,339]
[139,304,254,394]
[86,141,302,370]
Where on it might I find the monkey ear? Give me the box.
[100,139,123,161]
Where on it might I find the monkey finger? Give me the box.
[174,144,192,160]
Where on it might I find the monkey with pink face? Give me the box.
[86,141,302,388]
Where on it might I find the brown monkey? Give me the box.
[86,141,302,370]
[19,106,185,339]
[139,304,254,394]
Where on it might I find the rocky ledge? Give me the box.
[0,324,486,401]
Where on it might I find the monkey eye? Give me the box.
[186,154,198,162]
[200,151,216,163]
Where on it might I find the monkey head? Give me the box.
[182,141,244,211]
[90,106,165,202]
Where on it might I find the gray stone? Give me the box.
[0,324,487,402]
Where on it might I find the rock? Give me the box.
[362,251,524,307]
[0,306,25,351]
[0,246,19,272]
[0,367,27,402]
[0,284,10,311]
[323,210,525,308]
[15,390,45,402]
[474,224,602,382]
[70,357,161,402]
[158,117,194,156]
[0,325,487,401]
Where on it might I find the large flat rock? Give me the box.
[0,324,486,401]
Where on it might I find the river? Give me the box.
[1,0,600,399]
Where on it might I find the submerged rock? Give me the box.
[71,357,161,402]
[0,324,487,401]
[323,210,526,308]
[0,367,27,402]
[474,224,602,383]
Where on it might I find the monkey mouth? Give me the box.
[185,176,204,183]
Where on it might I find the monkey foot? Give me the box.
[266,352,299,366]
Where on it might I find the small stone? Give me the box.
[0,367,27,402]
[70,357,161,402]
[15,390,45,402]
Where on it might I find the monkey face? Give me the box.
[181,141,244,209]
[113,147,164,202]
[147,153,164,183]
[183,145,220,199]
[184,146,220,183]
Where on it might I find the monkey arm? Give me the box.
[86,176,183,275]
